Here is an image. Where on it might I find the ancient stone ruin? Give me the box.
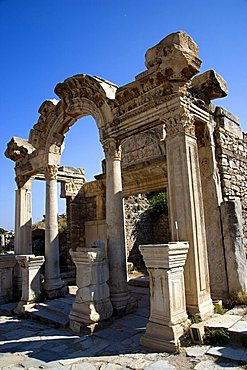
[3,30,247,351]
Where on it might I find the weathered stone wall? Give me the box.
[65,191,170,272]
[124,194,170,270]
[214,107,247,247]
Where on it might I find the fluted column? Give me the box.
[103,138,130,311]
[43,164,65,298]
[14,176,33,297]
[164,105,214,320]
[14,177,33,255]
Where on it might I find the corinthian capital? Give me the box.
[45,164,58,180]
[162,106,195,138]
[103,138,121,161]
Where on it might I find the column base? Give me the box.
[69,298,113,334]
[187,297,214,320]
[14,301,35,314]
[140,321,185,353]
[43,278,66,299]
[111,290,137,314]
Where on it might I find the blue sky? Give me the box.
[0,0,247,231]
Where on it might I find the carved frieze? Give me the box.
[61,180,84,198]
[121,126,165,167]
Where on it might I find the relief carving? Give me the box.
[121,127,165,167]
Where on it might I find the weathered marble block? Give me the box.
[139,242,189,352]
[69,242,113,334]
[15,254,45,313]
[0,254,17,304]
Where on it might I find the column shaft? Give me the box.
[43,165,65,297]
[104,138,129,311]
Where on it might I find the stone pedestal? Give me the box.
[139,242,189,352]
[43,165,65,298]
[165,112,214,319]
[69,243,113,334]
[15,255,45,313]
[0,255,17,304]
[104,138,130,312]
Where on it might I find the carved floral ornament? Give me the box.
[103,138,121,160]
[45,164,58,180]
[161,106,195,138]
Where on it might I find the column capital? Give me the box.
[45,164,58,180]
[162,106,195,138]
[103,138,121,161]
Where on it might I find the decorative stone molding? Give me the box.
[69,242,113,334]
[139,242,189,352]
[103,138,121,161]
[14,255,45,314]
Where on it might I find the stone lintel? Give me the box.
[191,70,228,101]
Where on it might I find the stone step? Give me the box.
[24,293,75,328]
[26,307,70,328]
[34,301,72,318]
[228,320,247,346]
[0,302,17,315]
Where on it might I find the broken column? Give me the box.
[139,242,189,352]
[69,242,113,334]
[15,254,44,313]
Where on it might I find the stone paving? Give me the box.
[0,286,246,369]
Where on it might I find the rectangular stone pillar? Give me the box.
[14,177,33,297]
[14,182,33,255]
[220,199,247,294]
[69,242,113,334]
[15,254,45,313]
[165,109,213,319]
[139,242,189,352]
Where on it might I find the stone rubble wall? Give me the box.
[65,192,170,272]
[214,107,247,247]
[124,194,170,270]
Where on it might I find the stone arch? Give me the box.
[28,74,117,167]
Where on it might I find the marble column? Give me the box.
[103,138,130,312]
[139,242,189,352]
[43,165,65,298]
[164,106,214,320]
